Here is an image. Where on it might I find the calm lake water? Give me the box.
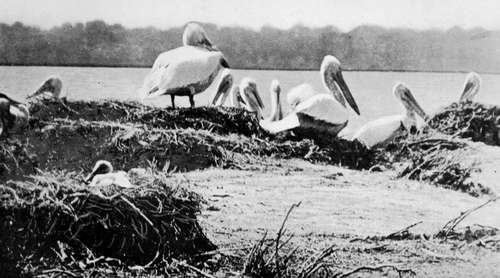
[1,66,500,135]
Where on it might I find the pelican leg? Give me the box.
[170,94,176,109]
[189,87,196,108]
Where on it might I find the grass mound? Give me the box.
[0,139,37,180]
[0,170,214,276]
[377,132,491,196]
[29,99,264,137]
[429,101,500,146]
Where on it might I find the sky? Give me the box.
[1,0,499,31]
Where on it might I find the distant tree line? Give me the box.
[1,20,499,72]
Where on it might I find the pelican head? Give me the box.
[211,69,233,106]
[29,76,63,99]
[393,83,428,121]
[182,22,217,51]
[320,55,360,115]
[84,160,113,183]
[269,79,283,121]
[239,78,265,119]
[459,72,481,103]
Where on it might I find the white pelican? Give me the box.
[28,76,65,99]
[230,78,265,119]
[140,23,229,108]
[267,80,283,121]
[210,69,234,107]
[352,83,429,149]
[459,72,481,103]
[260,55,360,136]
[84,160,134,188]
[0,93,29,136]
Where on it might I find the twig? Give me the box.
[438,197,500,237]
[386,221,423,239]
[177,260,217,278]
[275,201,301,278]
[334,264,416,278]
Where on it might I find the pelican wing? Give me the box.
[286,83,318,107]
[260,113,300,134]
[352,115,404,148]
[295,94,348,125]
[141,46,224,99]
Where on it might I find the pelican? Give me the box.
[210,69,234,107]
[459,72,481,103]
[267,80,283,121]
[28,76,65,99]
[235,78,265,119]
[352,83,429,149]
[0,93,29,137]
[140,23,229,108]
[259,55,360,136]
[84,160,134,188]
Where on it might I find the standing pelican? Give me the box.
[260,55,360,136]
[352,83,429,149]
[0,93,29,136]
[84,160,134,188]
[459,72,481,103]
[211,69,234,106]
[28,76,65,99]
[140,23,229,108]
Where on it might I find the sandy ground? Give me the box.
[168,157,500,277]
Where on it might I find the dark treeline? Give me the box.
[1,21,500,72]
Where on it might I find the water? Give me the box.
[1,66,500,135]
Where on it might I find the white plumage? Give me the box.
[459,72,481,102]
[352,83,428,149]
[28,76,65,99]
[259,55,360,135]
[140,23,229,108]
[84,160,134,188]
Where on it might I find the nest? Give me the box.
[429,101,500,146]
[377,132,491,197]
[0,171,214,276]
[29,99,264,137]
[0,139,37,180]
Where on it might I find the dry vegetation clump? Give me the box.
[0,170,214,277]
[29,99,264,137]
[0,139,37,180]
[377,132,491,197]
[429,101,500,146]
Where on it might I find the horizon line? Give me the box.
[2,63,499,76]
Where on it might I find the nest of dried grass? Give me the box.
[429,101,500,146]
[29,99,264,137]
[0,139,37,180]
[0,171,214,276]
[377,132,491,196]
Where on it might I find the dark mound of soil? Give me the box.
[0,139,37,181]
[0,171,214,276]
[429,101,500,146]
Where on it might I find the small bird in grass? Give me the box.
[84,160,134,188]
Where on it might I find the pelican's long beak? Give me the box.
[28,80,51,99]
[84,171,96,184]
[211,71,233,106]
[397,84,429,121]
[335,71,360,115]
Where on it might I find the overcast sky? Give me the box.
[1,0,499,31]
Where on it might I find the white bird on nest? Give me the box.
[84,160,134,188]
[352,82,429,149]
[259,55,360,136]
